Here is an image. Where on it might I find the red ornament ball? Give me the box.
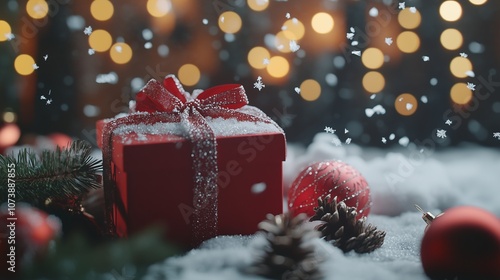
[287,160,371,219]
[421,206,500,279]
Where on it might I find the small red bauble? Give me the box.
[287,160,371,219]
[420,206,500,279]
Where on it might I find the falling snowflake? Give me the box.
[436,129,447,139]
[351,41,359,46]
[460,52,468,58]
[40,95,46,100]
[332,138,342,147]
[466,70,475,77]
[352,50,361,56]
[88,48,95,55]
[385,37,393,46]
[5,33,15,41]
[294,87,301,94]
[409,7,417,13]
[289,40,300,52]
[324,126,336,134]
[43,54,48,61]
[344,128,349,134]
[83,26,92,35]
[115,45,123,53]
[202,19,208,25]
[493,132,500,140]
[345,138,352,145]
[399,137,410,147]
[365,105,386,117]
[253,76,265,91]
[398,2,405,9]
[220,16,225,23]
[467,82,476,91]
[369,7,379,17]
[263,58,270,65]
[46,99,53,105]
[421,96,428,103]
[370,94,376,100]
[389,133,396,140]
[445,119,453,126]
[381,137,387,144]
[48,89,51,95]
[406,103,413,111]
[422,56,430,62]
[286,13,290,19]
[33,64,39,70]
[346,32,355,40]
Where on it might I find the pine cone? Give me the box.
[310,194,386,253]
[249,213,322,280]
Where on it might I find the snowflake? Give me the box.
[202,19,208,25]
[381,137,387,144]
[43,54,48,61]
[493,132,500,140]
[40,95,46,100]
[345,138,352,144]
[115,45,123,53]
[294,87,300,94]
[33,63,39,70]
[399,137,410,147]
[436,129,447,139]
[332,138,342,147]
[88,48,95,55]
[369,7,379,17]
[421,96,428,103]
[220,16,225,23]
[467,82,476,91]
[286,13,290,19]
[385,37,393,46]
[351,50,361,56]
[344,128,349,134]
[289,40,300,52]
[253,76,265,91]
[370,94,376,100]
[324,126,336,134]
[445,119,453,126]
[406,103,413,111]
[365,105,386,117]
[466,70,475,78]
[346,32,355,40]
[83,26,92,35]
[460,52,468,58]
[48,89,52,95]
[5,33,15,40]
[422,56,430,61]
[46,99,53,105]
[263,58,270,65]
[409,7,417,13]
[389,133,396,140]
[398,2,405,10]
[351,41,359,46]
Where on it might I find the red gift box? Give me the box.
[96,75,285,248]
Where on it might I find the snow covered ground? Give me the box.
[143,133,500,280]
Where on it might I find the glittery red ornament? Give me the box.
[287,160,371,219]
[420,206,500,279]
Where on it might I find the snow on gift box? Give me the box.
[96,75,286,249]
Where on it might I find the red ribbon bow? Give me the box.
[102,75,274,245]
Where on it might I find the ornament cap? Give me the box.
[415,204,436,225]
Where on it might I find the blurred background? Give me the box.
[1,0,500,153]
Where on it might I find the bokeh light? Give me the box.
[395,93,418,116]
[361,48,384,70]
[248,46,270,69]
[266,56,289,78]
[110,42,133,64]
[362,71,385,93]
[469,0,487,5]
[247,0,269,11]
[282,18,305,40]
[0,123,21,148]
[274,31,293,53]
[450,83,473,105]
[300,79,321,101]
[311,12,334,34]
[91,0,114,21]
[14,54,36,76]
[218,11,242,34]
[440,1,462,22]
[398,8,422,29]
[450,57,473,78]
[147,0,172,18]
[88,29,113,52]
[440,28,463,50]
[26,0,49,19]
[178,64,201,86]
[0,20,11,42]
[2,111,16,123]
[396,31,420,53]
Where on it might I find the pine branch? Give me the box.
[0,140,102,207]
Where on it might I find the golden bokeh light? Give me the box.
[2,111,16,123]
[248,46,270,69]
[14,54,36,76]
[0,20,11,42]
[440,28,463,50]
[398,8,422,29]
[247,0,269,11]
[266,56,289,78]
[361,48,384,70]
[311,12,334,34]
[450,83,473,105]
[282,18,305,40]
[26,0,49,19]
[147,0,172,17]
[396,31,420,53]
[110,42,133,64]
[300,79,321,101]
[218,11,242,34]
[469,0,487,5]
[395,93,418,116]
[91,0,114,21]
[274,31,293,53]
[178,64,201,86]
[88,29,113,52]
[440,1,462,22]
[450,57,473,78]
[362,71,385,93]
